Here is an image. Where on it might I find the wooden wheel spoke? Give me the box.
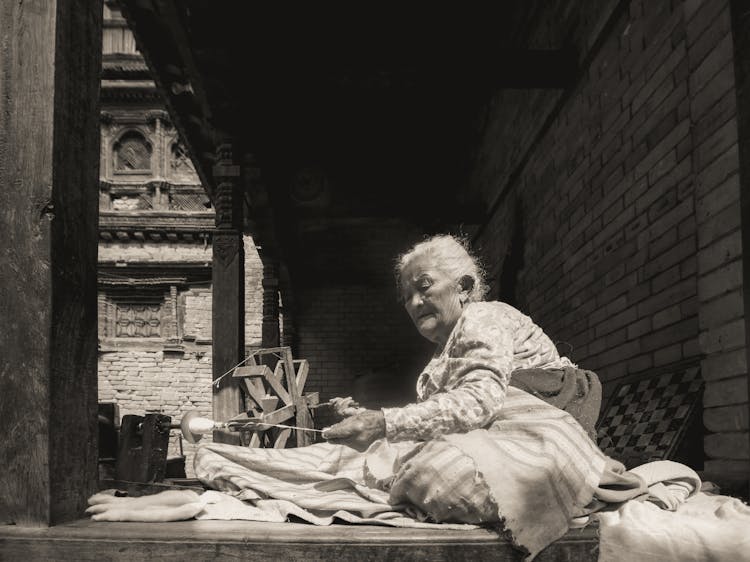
[231,346,316,448]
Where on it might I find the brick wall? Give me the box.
[182,287,212,341]
[470,0,747,484]
[295,221,432,424]
[688,0,749,485]
[98,235,264,476]
[99,349,213,474]
[297,286,428,399]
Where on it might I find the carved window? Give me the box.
[115,301,162,337]
[113,131,152,173]
[98,286,180,341]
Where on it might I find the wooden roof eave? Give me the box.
[119,0,217,202]
[120,0,285,259]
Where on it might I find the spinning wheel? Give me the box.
[231,346,319,448]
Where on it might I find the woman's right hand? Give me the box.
[329,396,364,418]
[322,409,386,452]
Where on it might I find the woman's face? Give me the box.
[400,255,467,346]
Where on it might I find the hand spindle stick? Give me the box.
[170,410,323,444]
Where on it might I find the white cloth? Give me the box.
[598,486,750,561]
[196,489,476,529]
[629,460,702,511]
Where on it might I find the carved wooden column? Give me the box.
[260,251,281,348]
[281,304,297,352]
[0,0,102,525]
[211,143,244,444]
[280,270,297,355]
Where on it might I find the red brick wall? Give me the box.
[471,0,747,483]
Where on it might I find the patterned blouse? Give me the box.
[382,301,575,442]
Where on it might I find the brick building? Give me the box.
[96,2,265,471]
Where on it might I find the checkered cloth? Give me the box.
[195,387,610,559]
[597,367,703,467]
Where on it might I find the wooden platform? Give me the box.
[0,519,599,561]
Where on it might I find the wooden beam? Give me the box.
[260,404,296,425]
[0,519,600,560]
[0,0,102,525]
[292,49,578,89]
[294,360,309,390]
[282,350,313,447]
[263,366,292,406]
[451,49,579,89]
[119,0,216,199]
[239,377,267,408]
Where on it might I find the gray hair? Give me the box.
[395,234,488,303]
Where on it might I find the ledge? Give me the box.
[0,519,599,561]
[98,339,211,353]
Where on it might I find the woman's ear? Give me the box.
[458,275,474,303]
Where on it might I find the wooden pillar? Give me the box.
[0,0,102,525]
[281,301,297,353]
[211,143,244,443]
[730,0,750,493]
[280,269,297,355]
[260,252,281,348]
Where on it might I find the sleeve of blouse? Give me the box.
[382,304,516,442]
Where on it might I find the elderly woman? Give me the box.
[89,235,643,559]
[324,234,595,449]
[316,236,627,547]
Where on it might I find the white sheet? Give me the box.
[597,490,750,561]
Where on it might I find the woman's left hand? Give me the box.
[322,409,386,452]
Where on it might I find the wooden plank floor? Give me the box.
[0,519,599,561]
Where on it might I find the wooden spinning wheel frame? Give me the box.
[231,347,319,448]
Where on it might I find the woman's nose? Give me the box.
[407,292,423,310]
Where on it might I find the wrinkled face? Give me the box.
[400,255,467,346]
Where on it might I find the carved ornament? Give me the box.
[100,111,116,126]
[213,231,240,267]
[145,109,171,127]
